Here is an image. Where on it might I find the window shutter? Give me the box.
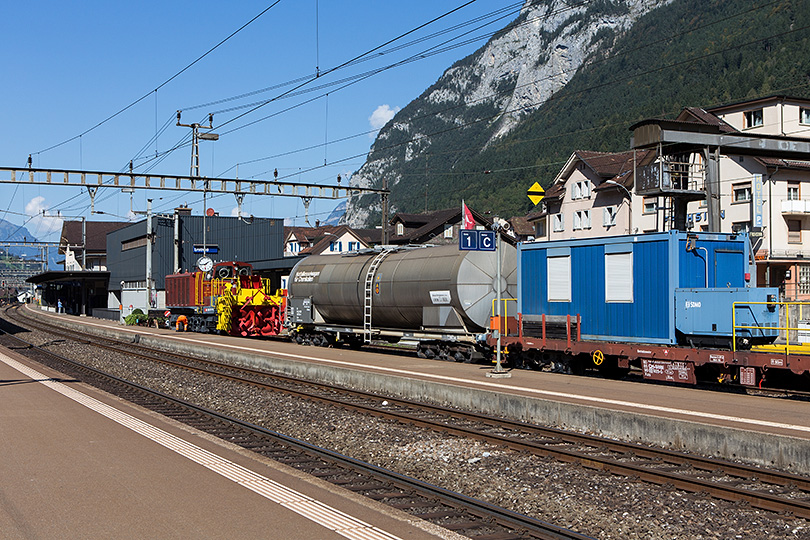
[605,251,633,302]
[547,256,571,302]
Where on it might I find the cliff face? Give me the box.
[343,0,670,227]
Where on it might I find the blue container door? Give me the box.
[714,249,745,288]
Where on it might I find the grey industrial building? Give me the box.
[106,210,297,315]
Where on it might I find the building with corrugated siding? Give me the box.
[106,213,291,312]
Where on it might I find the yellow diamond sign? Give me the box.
[527,182,545,205]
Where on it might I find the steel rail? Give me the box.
[11,305,810,520]
[0,308,591,540]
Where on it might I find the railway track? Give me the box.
[8,306,810,522]
[1,306,589,540]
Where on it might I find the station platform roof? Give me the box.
[26,271,110,285]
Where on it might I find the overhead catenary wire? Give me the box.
[214,0,788,180]
[12,2,800,236]
[32,1,283,158]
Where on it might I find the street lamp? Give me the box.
[604,180,633,235]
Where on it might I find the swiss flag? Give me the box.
[462,200,475,230]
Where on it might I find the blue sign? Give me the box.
[193,245,219,254]
[459,230,496,251]
[459,230,478,251]
[478,231,496,251]
[752,173,763,228]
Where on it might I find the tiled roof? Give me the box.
[676,107,737,133]
[757,157,810,171]
[389,207,494,244]
[60,221,129,254]
[508,215,535,236]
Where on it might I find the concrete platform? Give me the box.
[0,344,456,540]
[21,305,810,474]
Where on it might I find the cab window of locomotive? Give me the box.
[547,255,571,302]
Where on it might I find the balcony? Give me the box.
[782,199,810,215]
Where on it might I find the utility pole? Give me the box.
[381,177,389,245]
[146,199,153,310]
[81,217,86,270]
[177,111,218,264]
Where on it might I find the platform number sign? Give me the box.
[460,230,496,251]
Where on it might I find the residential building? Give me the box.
[59,220,129,271]
[389,207,495,245]
[283,224,372,256]
[528,95,810,298]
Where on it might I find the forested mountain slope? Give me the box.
[344,0,810,225]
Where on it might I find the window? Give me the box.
[329,241,343,252]
[396,223,404,236]
[605,251,633,303]
[580,180,591,199]
[731,221,750,234]
[603,206,617,228]
[122,236,147,251]
[801,107,810,125]
[733,183,752,203]
[643,197,657,214]
[743,109,764,128]
[788,219,802,244]
[547,256,571,302]
[800,264,810,295]
[443,224,453,239]
[535,217,547,237]
[788,183,801,201]
[347,241,358,251]
[570,180,591,200]
[572,211,590,230]
[572,210,591,230]
[552,213,564,232]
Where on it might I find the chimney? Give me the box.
[175,205,192,216]
[315,220,320,227]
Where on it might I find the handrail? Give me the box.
[732,300,810,353]
[490,298,517,334]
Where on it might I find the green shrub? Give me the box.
[124,312,147,325]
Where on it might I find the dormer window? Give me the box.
[396,223,404,236]
[743,109,763,129]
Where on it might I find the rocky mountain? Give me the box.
[343,0,810,225]
[0,219,56,270]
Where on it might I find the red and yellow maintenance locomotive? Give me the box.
[165,261,286,337]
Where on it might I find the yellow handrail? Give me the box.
[732,300,810,353]
[491,298,517,334]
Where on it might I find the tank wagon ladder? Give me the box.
[363,248,395,343]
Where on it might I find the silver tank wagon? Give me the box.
[288,244,517,333]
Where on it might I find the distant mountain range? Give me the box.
[0,219,60,269]
[343,0,810,226]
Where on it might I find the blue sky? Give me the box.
[1,1,520,240]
